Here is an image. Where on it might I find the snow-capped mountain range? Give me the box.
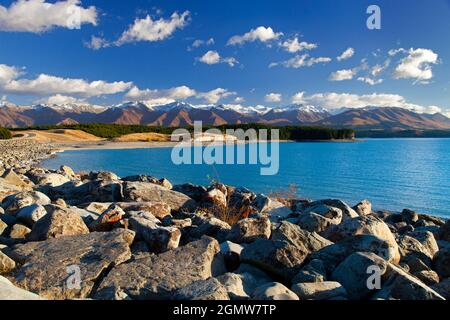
[1,100,450,130]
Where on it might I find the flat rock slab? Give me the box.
[123,182,197,212]
[94,236,220,300]
[0,276,44,300]
[7,229,135,300]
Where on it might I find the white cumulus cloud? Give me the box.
[329,69,357,81]
[264,93,282,103]
[280,36,317,53]
[227,26,283,46]
[392,48,439,83]
[125,85,196,105]
[337,48,355,61]
[0,0,97,33]
[198,50,238,67]
[115,11,190,46]
[0,63,132,97]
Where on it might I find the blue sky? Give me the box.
[0,0,449,115]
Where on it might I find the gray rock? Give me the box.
[322,215,400,263]
[401,209,419,225]
[190,216,231,242]
[272,221,332,253]
[292,259,327,283]
[301,203,343,225]
[174,278,229,300]
[8,229,135,300]
[291,282,347,300]
[0,251,16,273]
[0,276,44,300]
[408,231,439,258]
[252,282,299,300]
[9,224,31,239]
[123,182,196,212]
[227,217,271,243]
[35,173,70,187]
[217,273,249,300]
[27,206,89,241]
[118,201,172,220]
[2,191,51,214]
[16,204,47,227]
[414,270,440,286]
[241,239,308,281]
[94,236,220,300]
[373,263,444,300]
[129,214,181,253]
[172,183,207,202]
[331,252,388,300]
[353,200,372,216]
[297,212,335,233]
[433,244,450,279]
[89,205,126,232]
[311,234,400,274]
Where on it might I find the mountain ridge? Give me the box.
[1,101,449,130]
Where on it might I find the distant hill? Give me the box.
[1,101,450,130]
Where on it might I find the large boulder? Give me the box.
[296,212,335,233]
[35,173,70,187]
[292,259,327,283]
[89,205,125,232]
[172,183,207,202]
[0,251,16,273]
[311,234,400,274]
[16,204,47,227]
[331,252,388,300]
[227,217,271,243]
[0,276,44,300]
[27,206,89,241]
[123,182,196,212]
[240,239,308,281]
[433,244,450,279]
[116,201,171,220]
[408,231,439,258]
[322,215,400,263]
[94,236,220,300]
[271,221,332,253]
[298,199,358,220]
[173,278,229,300]
[2,191,51,214]
[352,200,372,216]
[8,229,135,300]
[128,213,181,253]
[291,282,347,300]
[217,273,249,300]
[373,263,445,300]
[9,224,31,239]
[300,203,343,225]
[252,282,299,300]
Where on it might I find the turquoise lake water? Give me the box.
[42,138,450,217]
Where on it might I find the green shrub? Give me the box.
[0,126,12,140]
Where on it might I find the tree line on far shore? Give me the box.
[9,123,356,141]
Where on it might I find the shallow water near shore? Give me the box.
[42,138,450,217]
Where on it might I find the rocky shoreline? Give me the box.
[0,139,449,300]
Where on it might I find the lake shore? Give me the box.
[0,137,449,301]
